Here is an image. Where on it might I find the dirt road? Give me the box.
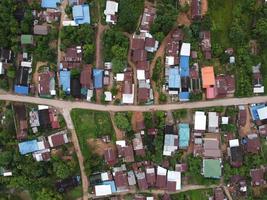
[1,93,267,112]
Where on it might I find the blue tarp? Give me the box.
[60,71,71,93]
[250,104,265,121]
[179,92,189,101]
[168,67,180,89]
[73,5,91,24]
[19,140,39,155]
[180,56,189,77]
[103,181,116,193]
[93,69,103,89]
[14,85,29,95]
[178,123,190,148]
[41,0,61,9]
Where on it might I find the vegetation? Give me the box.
[170,188,213,200]
[173,109,188,120]
[103,29,129,73]
[114,112,132,132]
[117,0,144,33]
[152,58,164,89]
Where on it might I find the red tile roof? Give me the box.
[132,50,147,62]
[114,171,129,191]
[80,65,92,88]
[138,88,150,103]
[131,38,145,50]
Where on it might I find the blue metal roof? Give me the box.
[93,69,103,89]
[103,181,116,193]
[19,140,39,155]
[41,0,61,9]
[178,123,190,148]
[179,92,189,101]
[60,71,71,93]
[168,67,180,89]
[14,85,29,95]
[250,104,265,121]
[180,56,189,77]
[73,5,91,24]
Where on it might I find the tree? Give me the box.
[35,189,62,200]
[114,112,131,131]
[53,160,71,179]
[7,66,16,79]
[83,44,95,64]
[159,92,167,103]
[173,109,187,120]
[254,18,267,44]
[70,68,80,78]
[112,58,126,74]
[0,151,12,167]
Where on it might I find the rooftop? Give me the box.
[73,4,90,25]
[201,66,215,88]
[203,159,221,178]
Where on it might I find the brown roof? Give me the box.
[136,171,148,190]
[246,134,261,154]
[63,47,82,62]
[136,61,149,70]
[104,148,117,166]
[50,134,66,147]
[39,71,54,96]
[259,125,267,136]
[117,144,135,163]
[80,65,92,88]
[175,163,188,172]
[238,109,247,127]
[123,81,132,94]
[156,174,166,189]
[132,50,147,62]
[250,168,266,186]
[147,128,158,136]
[166,40,179,57]
[34,25,49,35]
[162,193,171,200]
[14,104,28,140]
[145,37,156,48]
[203,138,221,158]
[167,181,177,192]
[114,171,129,190]
[172,29,184,41]
[146,167,156,187]
[138,88,150,103]
[216,75,235,97]
[191,0,201,19]
[140,7,156,32]
[131,38,145,50]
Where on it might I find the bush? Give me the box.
[114,112,132,131]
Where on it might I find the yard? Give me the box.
[170,188,213,200]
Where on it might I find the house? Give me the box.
[104,1,118,24]
[60,70,71,93]
[133,112,146,131]
[180,43,190,77]
[63,47,82,63]
[259,124,267,137]
[80,65,92,89]
[208,112,219,132]
[21,34,33,45]
[215,75,235,97]
[38,71,56,97]
[38,10,61,23]
[178,123,190,149]
[168,67,180,95]
[156,166,167,189]
[213,187,225,200]
[140,7,156,33]
[250,167,267,186]
[135,170,148,190]
[0,48,12,63]
[138,88,150,103]
[15,66,29,95]
[145,37,158,53]
[128,170,137,186]
[203,137,221,158]
[72,4,90,25]
[49,108,60,129]
[14,104,28,140]
[14,85,29,95]
[229,139,243,167]
[29,110,40,130]
[41,0,61,9]
[146,166,156,187]
[104,148,117,166]
[116,140,135,163]
[132,50,147,62]
[33,149,51,162]
[190,64,201,92]
[94,185,112,197]
[238,106,247,127]
[203,159,221,179]
[167,170,181,192]
[175,163,188,172]
[122,72,134,104]
[71,78,81,98]
[114,171,129,192]
[34,25,49,35]
[38,106,50,128]
[133,133,145,156]
[252,64,264,94]
[194,111,206,131]
[56,176,80,192]
[191,0,201,20]
[163,134,178,156]
[201,66,216,99]
[200,31,212,59]
[246,133,261,154]
[131,38,145,50]
[93,69,103,89]
[18,140,45,155]
[47,130,69,148]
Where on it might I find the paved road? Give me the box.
[1,93,267,112]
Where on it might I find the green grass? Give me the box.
[171,188,213,200]
[64,186,83,200]
[71,109,115,158]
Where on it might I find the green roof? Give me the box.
[203,159,221,178]
[21,35,33,44]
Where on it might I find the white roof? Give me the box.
[38,105,49,110]
[157,166,167,176]
[167,170,181,190]
[37,141,45,150]
[87,89,93,101]
[116,140,126,147]
[222,117,229,124]
[208,112,219,128]
[0,62,4,75]
[146,167,155,174]
[116,73,124,81]
[257,106,267,120]
[122,84,134,104]
[180,43,191,56]
[137,70,145,80]
[165,56,174,66]
[104,91,112,101]
[3,172,12,177]
[254,86,264,93]
[194,111,206,131]
[146,198,154,200]
[101,172,109,181]
[229,139,239,147]
[21,61,32,68]
[95,185,112,196]
[62,20,78,26]
[104,1,118,15]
